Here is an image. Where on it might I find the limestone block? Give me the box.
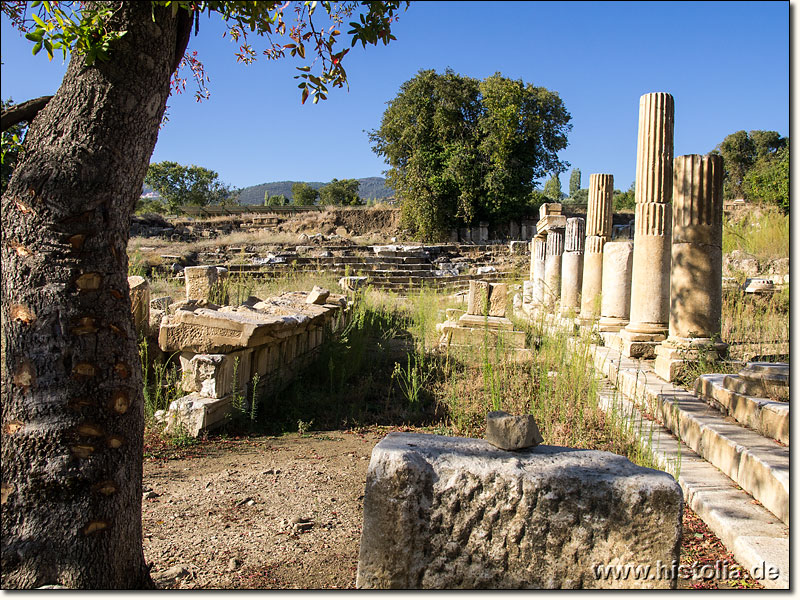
[179,349,252,398]
[439,322,525,348]
[128,276,150,336]
[509,240,528,255]
[539,202,563,219]
[536,214,567,235]
[164,392,234,437]
[467,280,490,315]
[306,286,330,305]
[485,411,544,450]
[457,314,514,330]
[522,280,534,305]
[159,307,305,353]
[185,265,226,303]
[488,283,507,317]
[357,433,683,589]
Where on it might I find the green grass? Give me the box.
[722,206,789,262]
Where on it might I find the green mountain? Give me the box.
[235,177,394,205]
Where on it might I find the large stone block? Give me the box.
[357,433,682,589]
[159,307,308,353]
[179,349,253,398]
[184,265,228,303]
[467,280,490,315]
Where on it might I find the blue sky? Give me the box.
[1,1,789,193]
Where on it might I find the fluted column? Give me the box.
[560,217,585,316]
[530,236,547,306]
[543,228,564,309]
[598,241,634,332]
[655,154,727,381]
[578,174,614,321]
[620,92,674,358]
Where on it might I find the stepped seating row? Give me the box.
[530,312,789,587]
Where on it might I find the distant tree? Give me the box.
[1,98,28,193]
[370,69,570,240]
[291,182,319,205]
[712,130,787,200]
[543,173,563,201]
[318,178,361,205]
[744,143,789,213]
[570,188,589,205]
[613,181,636,211]
[264,193,289,206]
[145,161,236,211]
[568,168,581,198]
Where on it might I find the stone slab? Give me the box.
[457,314,514,330]
[485,411,543,450]
[357,432,682,589]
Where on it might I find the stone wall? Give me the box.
[155,290,349,436]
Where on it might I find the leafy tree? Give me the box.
[291,181,319,205]
[0,1,407,588]
[144,161,236,211]
[712,130,787,200]
[543,173,563,201]
[370,69,570,240]
[744,144,789,213]
[568,168,581,198]
[264,193,289,206]
[1,98,28,193]
[569,188,588,205]
[613,181,636,211]
[318,178,361,205]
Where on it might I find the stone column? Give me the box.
[530,236,547,306]
[543,228,564,309]
[578,174,614,321]
[655,154,727,381]
[598,241,634,332]
[620,92,674,358]
[559,217,585,316]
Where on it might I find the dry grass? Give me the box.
[722,205,789,262]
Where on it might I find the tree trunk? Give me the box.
[1,3,191,588]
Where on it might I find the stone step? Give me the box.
[590,345,789,527]
[594,381,789,589]
[695,374,789,445]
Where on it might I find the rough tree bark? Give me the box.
[1,3,192,588]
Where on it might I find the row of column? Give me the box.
[528,92,726,375]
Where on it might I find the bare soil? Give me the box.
[142,427,761,590]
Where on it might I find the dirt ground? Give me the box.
[142,427,761,590]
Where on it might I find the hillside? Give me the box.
[236,176,393,205]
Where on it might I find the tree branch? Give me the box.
[1,95,53,132]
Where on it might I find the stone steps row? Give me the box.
[588,342,788,528]
[593,378,789,589]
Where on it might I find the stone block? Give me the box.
[339,276,369,293]
[467,280,490,315]
[184,265,226,303]
[509,240,528,255]
[179,349,252,398]
[306,286,330,305]
[457,314,514,330]
[539,202,563,220]
[488,283,507,317]
[536,214,567,235]
[159,307,305,353]
[150,295,172,313]
[485,411,543,450]
[357,433,682,589]
[164,392,234,437]
[128,275,150,336]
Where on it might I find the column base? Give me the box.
[599,331,624,353]
[653,338,730,382]
[619,326,667,359]
[597,316,629,333]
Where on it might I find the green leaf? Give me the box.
[32,14,46,28]
[43,39,53,60]
[32,41,43,55]
[25,31,43,43]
